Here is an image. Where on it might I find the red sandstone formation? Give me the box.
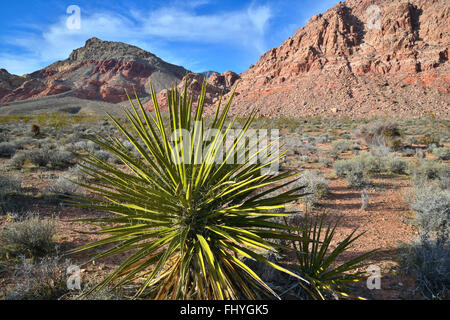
[219,0,449,118]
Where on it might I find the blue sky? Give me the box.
[0,0,339,75]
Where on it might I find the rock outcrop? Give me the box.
[0,69,26,100]
[147,71,240,110]
[0,38,189,104]
[219,0,449,118]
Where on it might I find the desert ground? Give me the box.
[0,111,448,300]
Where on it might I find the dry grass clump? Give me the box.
[401,231,449,300]
[0,214,58,260]
[0,173,21,214]
[3,256,67,300]
[432,147,450,161]
[333,157,369,187]
[355,120,402,150]
[409,160,449,189]
[0,142,17,157]
[401,159,449,299]
[297,170,329,207]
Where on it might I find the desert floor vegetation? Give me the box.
[0,106,448,300]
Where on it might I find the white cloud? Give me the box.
[0,3,272,75]
[140,7,267,43]
[248,5,271,34]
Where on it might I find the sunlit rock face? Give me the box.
[220,0,449,118]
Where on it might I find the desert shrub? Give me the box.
[389,139,403,151]
[415,149,426,159]
[370,143,391,157]
[120,140,134,151]
[48,148,75,169]
[400,147,416,157]
[0,173,21,214]
[405,136,419,146]
[64,133,84,144]
[418,134,440,147]
[10,137,33,149]
[409,184,449,234]
[50,173,81,195]
[86,140,99,152]
[385,155,407,174]
[318,157,332,168]
[345,165,368,187]
[0,142,17,157]
[315,135,331,144]
[0,131,8,143]
[62,142,74,153]
[4,256,67,300]
[69,84,306,300]
[409,160,449,188]
[27,149,49,167]
[401,233,449,300]
[335,152,402,176]
[330,139,358,154]
[8,152,27,169]
[66,165,89,183]
[333,158,369,187]
[73,284,124,300]
[92,150,110,162]
[72,140,98,153]
[355,120,402,150]
[338,132,351,139]
[298,155,309,163]
[297,171,329,207]
[284,136,304,150]
[0,173,21,194]
[333,159,353,178]
[359,153,386,173]
[432,147,450,161]
[35,137,53,149]
[0,215,57,259]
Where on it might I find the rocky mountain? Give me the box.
[1,0,449,118]
[0,69,26,100]
[0,38,189,104]
[219,0,449,118]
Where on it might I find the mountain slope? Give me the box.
[0,69,26,100]
[0,38,189,104]
[222,0,449,118]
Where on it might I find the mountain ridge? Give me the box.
[0,38,189,104]
[1,0,449,118]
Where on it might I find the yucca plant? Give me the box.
[69,81,307,299]
[288,213,375,300]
